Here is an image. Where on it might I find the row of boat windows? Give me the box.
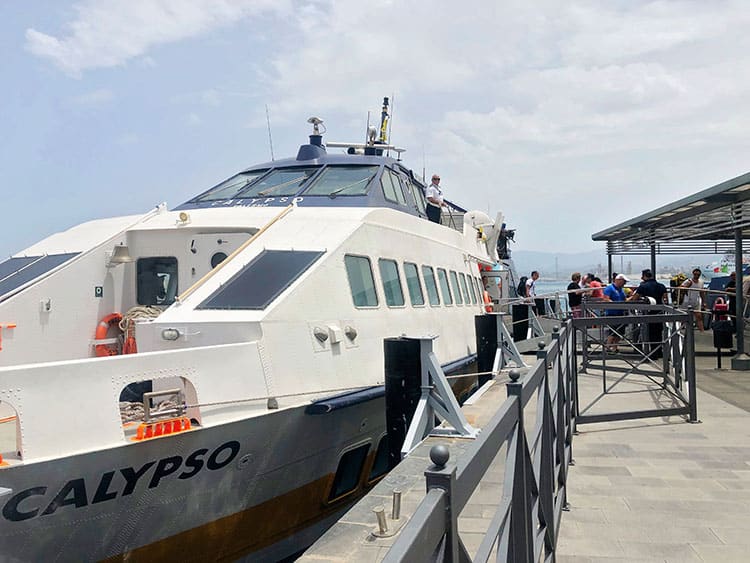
[192,165,428,213]
[344,254,484,309]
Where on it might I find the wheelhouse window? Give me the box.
[379,259,405,307]
[406,178,427,215]
[345,255,378,307]
[197,250,323,310]
[381,169,407,205]
[437,268,453,305]
[422,265,440,306]
[403,262,425,306]
[193,170,268,202]
[303,165,378,197]
[237,167,318,198]
[328,443,370,502]
[137,257,178,306]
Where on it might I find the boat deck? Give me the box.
[300,329,750,562]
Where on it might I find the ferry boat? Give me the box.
[0,101,508,561]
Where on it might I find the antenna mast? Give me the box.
[265,104,275,161]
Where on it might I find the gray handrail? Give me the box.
[384,323,576,562]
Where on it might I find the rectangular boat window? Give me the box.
[368,435,390,482]
[303,165,378,196]
[475,277,484,301]
[379,259,405,307]
[437,268,453,305]
[404,262,425,306]
[345,255,378,307]
[137,257,178,306]
[381,170,407,205]
[421,265,440,306]
[193,170,268,202]
[465,272,477,304]
[236,167,319,198]
[450,271,463,305]
[459,273,471,304]
[198,250,323,310]
[0,253,80,300]
[328,443,370,502]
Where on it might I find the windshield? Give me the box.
[237,167,319,198]
[194,170,268,202]
[303,165,379,197]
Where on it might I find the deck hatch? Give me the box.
[0,253,79,300]
[197,249,324,310]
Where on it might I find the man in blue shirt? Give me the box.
[603,274,628,351]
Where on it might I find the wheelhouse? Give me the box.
[177,156,430,219]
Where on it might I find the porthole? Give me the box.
[211,252,228,269]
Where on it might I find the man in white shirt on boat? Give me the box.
[425,174,447,223]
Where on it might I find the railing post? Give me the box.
[684,314,699,423]
[424,445,469,563]
[536,342,556,556]
[505,370,534,563]
[552,326,571,511]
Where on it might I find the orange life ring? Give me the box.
[95,313,123,357]
[483,291,493,313]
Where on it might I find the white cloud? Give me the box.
[25,0,291,76]
[256,0,750,251]
[72,88,114,105]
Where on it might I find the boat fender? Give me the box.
[94,313,123,357]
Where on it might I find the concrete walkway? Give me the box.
[556,352,750,562]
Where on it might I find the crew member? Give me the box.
[425,174,447,223]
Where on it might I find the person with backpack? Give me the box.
[517,276,528,299]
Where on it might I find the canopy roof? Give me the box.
[592,171,750,255]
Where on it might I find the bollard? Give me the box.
[373,505,388,535]
[392,489,402,520]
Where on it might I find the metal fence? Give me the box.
[573,301,698,425]
[383,323,576,562]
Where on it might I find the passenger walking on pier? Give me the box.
[425,174,446,223]
[568,272,583,318]
[603,274,628,351]
[526,271,542,314]
[630,269,667,358]
[680,268,706,332]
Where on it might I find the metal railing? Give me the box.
[573,301,698,425]
[384,323,576,562]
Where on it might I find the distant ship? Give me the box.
[701,258,750,279]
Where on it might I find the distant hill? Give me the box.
[511,248,720,281]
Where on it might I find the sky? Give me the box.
[2,0,749,259]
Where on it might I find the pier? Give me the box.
[301,315,750,562]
